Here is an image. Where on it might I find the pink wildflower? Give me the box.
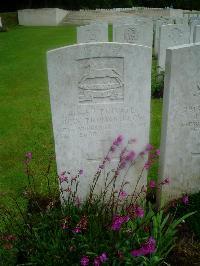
[113,134,123,146]
[182,195,189,205]
[59,174,68,183]
[99,252,108,263]
[145,144,154,151]
[25,152,32,160]
[72,228,82,233]
[144,161,151,170]
[149,180,156,189]
[131,236,156,257]
[119,159,127,169]
[80,256,90,266]
[134,206,144,218]
[161,177,170,185]
[119,190,127,200]
[156,149,160,156]
[75,196,81,207]
[79,169,83,175]
[111,215,129,231]
[125,150,135,162]
[93,257,101,266]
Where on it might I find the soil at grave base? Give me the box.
[166,223,200,266]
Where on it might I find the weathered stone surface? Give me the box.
[113,23,153,47]
[194,25,200,42]
[190,19,200,42]
[47,43,152,200]
[154,18,173,56]
[158,43,200,205]
[18,8,67,26]
[158,24,190,71]
[77,23,108,43]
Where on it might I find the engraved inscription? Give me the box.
[78,57,124,103]
[124,27,138,43]
[168,28,183,44]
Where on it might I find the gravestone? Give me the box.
[77,23,108,43]
[174,17,188,25]
[158,24,190,71]
[158,43,200,205]
[194,25,200,42]
[0,17,2,28]
[47,43,152,200]
[189,19,200,43]
[113,23,152,47]
[154,18,173,56]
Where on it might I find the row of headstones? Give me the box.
[76,17,200,72]
[155,17,200,71]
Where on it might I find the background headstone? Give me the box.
[158,43,200,205]
[194,25,200,42]
[113,23,153,47]
[77,23,108,43]
[158,24,190,71]
[154,18,173,56]
[47,43,152,200]
[189,18,200,43]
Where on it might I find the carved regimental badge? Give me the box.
[124,27,138,43]
[78,57,124,103]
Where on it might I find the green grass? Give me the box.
[0,25,162,210]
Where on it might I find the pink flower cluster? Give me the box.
[111,215,130,231]
[94,252,108,265]
[80,253,108,266]
[131,236,156,257]
[126,204,144,218]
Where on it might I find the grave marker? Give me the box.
[47,43,152,200]
[158,43,200,205]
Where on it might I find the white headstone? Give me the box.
[0,17,2,28]
[174,17,188,25]
[154,18,173,56]
[194,25,200,42]
[47,43,152,200]
[158,43,200,205]
[77,23,108,43]
[158,24,190,71]
[189,19,200,43]
[113,23,153,47]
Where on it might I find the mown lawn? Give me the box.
[0,25,162,209]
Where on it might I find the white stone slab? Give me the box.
[158,43,200,205]
[47,43,152,200]
[0,17,2,28]
[174,17,188,25]
[154,18,173,56]
[77,23,108,43]
[18,8,67,26]
[189,19,200,43]
[113,23,153,47]
[194,25,200,42]
[158,24,190,71]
